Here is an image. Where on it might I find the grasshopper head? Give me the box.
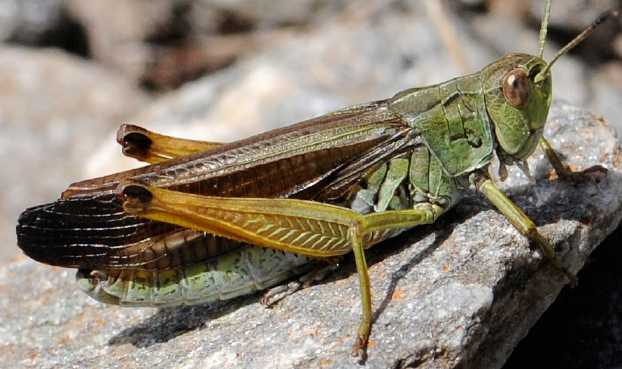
[481,53,551,162]
[482,3,618,163]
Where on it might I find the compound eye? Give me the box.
[502,68,530,108]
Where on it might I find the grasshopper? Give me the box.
[16,1,618,361]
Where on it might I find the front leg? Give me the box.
[539,137,607,182]
[119,183,447,361]
[117,124,223,164]
[475,173,576,285]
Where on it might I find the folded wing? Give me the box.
[17,100,411,269]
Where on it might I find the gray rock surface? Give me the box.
[1,101,621,369]
[0,46,149,262]
[0,0,65,42]
[193,0,347,26]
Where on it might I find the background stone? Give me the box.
[0,0,65,43]
[66,0,175,82]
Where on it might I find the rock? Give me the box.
[0,0,65,43]
[193,0,346,27]
[589,62,622,139]
[65,0,352,88]
[0,46,149,263]
[67,0,235,86]
[2,101,621,368]
[456,0,486,7]
[528,0,618,31]
[614,34,622,59]
[66,0,177,82]
[504,225,622,369]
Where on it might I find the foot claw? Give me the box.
[351,336,368,363]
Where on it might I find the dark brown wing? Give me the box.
[17,99,411,269]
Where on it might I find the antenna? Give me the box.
[537,0,552,58]
[535,8,620,83]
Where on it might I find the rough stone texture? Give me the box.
[0,46,149,262]
[1,102,620,369]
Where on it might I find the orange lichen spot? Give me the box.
[306,327,321,337]
[367,339,376,349]
[57,334,72,346]
[12,253,27,263]
[90,315,106,329]
[391,288,405,301]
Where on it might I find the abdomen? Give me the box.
[77,247,312,306]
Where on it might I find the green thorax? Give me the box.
[387,73,493,177]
